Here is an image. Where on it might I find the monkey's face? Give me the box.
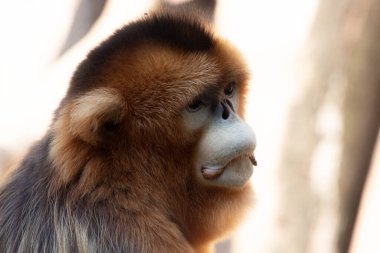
[51,15,256,191]
[179,45,256,189]
[182,80,256,189]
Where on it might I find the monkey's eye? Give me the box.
[186,99,204,112]
[224,82,236,97]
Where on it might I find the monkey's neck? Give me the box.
[180,184,253,248]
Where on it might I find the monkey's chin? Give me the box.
[201,155,254,189]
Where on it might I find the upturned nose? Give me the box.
[221,99,235,120]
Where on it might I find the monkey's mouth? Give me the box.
[201,154,257,180]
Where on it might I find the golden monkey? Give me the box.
[0,10,256,253]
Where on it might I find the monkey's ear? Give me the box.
[69,88,125,146]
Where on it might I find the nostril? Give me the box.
[225,99,235,112]
[222,102,230,120]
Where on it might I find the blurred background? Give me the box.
[0,0,379,252]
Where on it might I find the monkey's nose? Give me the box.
[221,99,235,120]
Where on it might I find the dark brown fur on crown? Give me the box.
[68,11,214,97]
[0,11,252,253]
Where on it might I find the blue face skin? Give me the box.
[182,82,256,189]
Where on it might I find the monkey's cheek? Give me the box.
[202,157,254,189]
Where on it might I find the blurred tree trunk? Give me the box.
[273,0,380,252]
[58,0,106,56]
[338,0,380,252]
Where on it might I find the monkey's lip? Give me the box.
[201,153,257,180]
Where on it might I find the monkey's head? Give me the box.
[49,11,256,243]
